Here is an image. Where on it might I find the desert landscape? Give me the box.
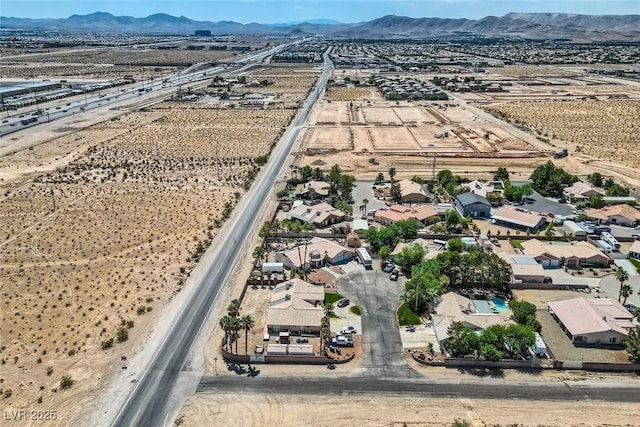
[0,64,318,419]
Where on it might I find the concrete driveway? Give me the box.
[336,271,420,378]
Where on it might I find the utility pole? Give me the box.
[432,154,437,180]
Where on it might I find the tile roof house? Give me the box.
[373,204,439,225]
[294,180,330,199]
[498,253,546,283]
[491,206,547,232]
[563,182,605,201]
[432,292,504,353]
[462,180,505,198]
[547,298,634,345]
[586,204,640,227]
[266,278,325,334]
[397,179,431,203]
[276,237,352,270]
[454,192,491,218]
[288,202,346,227]
[521,239,612,269]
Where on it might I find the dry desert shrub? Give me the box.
[484,100,640,168]
[325,87,370,102]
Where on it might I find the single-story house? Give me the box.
[276,237,352,269]
[491,206,547,232]
[629,240,640,260]
[521,239,611,269]
[288,202,346,227]
[454,192,491,218]
[373,204,438,225]
[586,204,640,227]
[499,254,546,283]
[294,180,330,199]
[563,182,604,201]
[397,179,431,203]
[462,180,505,198]
[266,278,325,334]
[432,292,504,353]
[547,298,633,345]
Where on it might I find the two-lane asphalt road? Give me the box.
[197,375,640,403]
[111,49,333,427]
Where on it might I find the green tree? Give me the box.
[508,300,537,324]
[605,183,629,197]
[437,169,454,186]
[375,172,386,185]
[227,298,241,318]
[529,161,578,197]
[252,246,266,262]
[362,198,369,214]
[299,165,313,181]
[446,322,479,357]
[503,324,536,359]
[396,243,426,276]
[485,192,503,205]
[625,326,640,363]
[544,222,554,241]
[445,210,461,229]
[403,260,442,313]
[389,182,402,204]
[587,194,605,209]
[503,184,533,202]
[395,219,421,241]
[388,167,397,183]
[378,245,391,262]
[479,344,501,362]
[219,315,233,351]
[447,237,466,253]
[587,172,603,187]
[493,167,510,182]
[616,267,630,303]
[240,314,255,354]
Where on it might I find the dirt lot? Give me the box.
[177,392,640,427]
[484,100,640,171]
[0,65,316,419]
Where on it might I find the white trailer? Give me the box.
[262,262,284,273]
[357,247,372,269]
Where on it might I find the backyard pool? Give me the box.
[490,297,509,312]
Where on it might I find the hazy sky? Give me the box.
[1,0,639,22]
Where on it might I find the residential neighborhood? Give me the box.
[222,163,640,374]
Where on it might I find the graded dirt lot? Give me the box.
[177,392,640,427]
[0,65,316,422]
[484,100,640,170]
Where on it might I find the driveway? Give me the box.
[336,271,420,378]
[353,180,388,211]
[599,274,640,307]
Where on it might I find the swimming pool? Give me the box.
[490,297,508,312]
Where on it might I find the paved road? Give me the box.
[196,375,640,403]
[336,271,420,378]
[111,49,333,427]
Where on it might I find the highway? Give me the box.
[197,375,640,403]
[0,39,305,137]
[111,49,333,427]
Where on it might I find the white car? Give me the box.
[341,326,357,335]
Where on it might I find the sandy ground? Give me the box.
[177,392,640,427]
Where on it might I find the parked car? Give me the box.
[390,270,399,281]
[296,337,309,344]
[383,262,394,273]
[331,335,353,347]
[337,298,350,308]
[341,326,357,335]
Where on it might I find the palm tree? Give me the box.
[359,204,366,217]
[620,284,633,305]
[227,299,241,318]
[615,267,630,303]
[388,167,397,183]
[252,246,265,263]
[632,306,640,321]
[240,314,256,354]
[219,316,232,351]
[362,198,369,214]
[229,317,241,354]
[375,172,385,185]
[324,302,335,318]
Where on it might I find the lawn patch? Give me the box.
[397,303,421,326]
[630,258,640,274]
[350,305,361,316]
[324,292,344,305]
[511,239,524,250]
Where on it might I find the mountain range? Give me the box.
[1,12,639,41]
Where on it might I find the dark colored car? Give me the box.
[337,298,350,308]
[390,270,399,281]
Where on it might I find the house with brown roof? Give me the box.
[288,202,346,227]
[276,237,352,270]
[266,278,325,334]
[564,182,604,201]
[547,298,634,345]
[373,204,438,225]
[397,179,431,203]
[498,253,547,283]
[294,180,330,200]
[521,239,612,269]
[586,204,640,227]
[491,206,547,232]
[432,292,505,352]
